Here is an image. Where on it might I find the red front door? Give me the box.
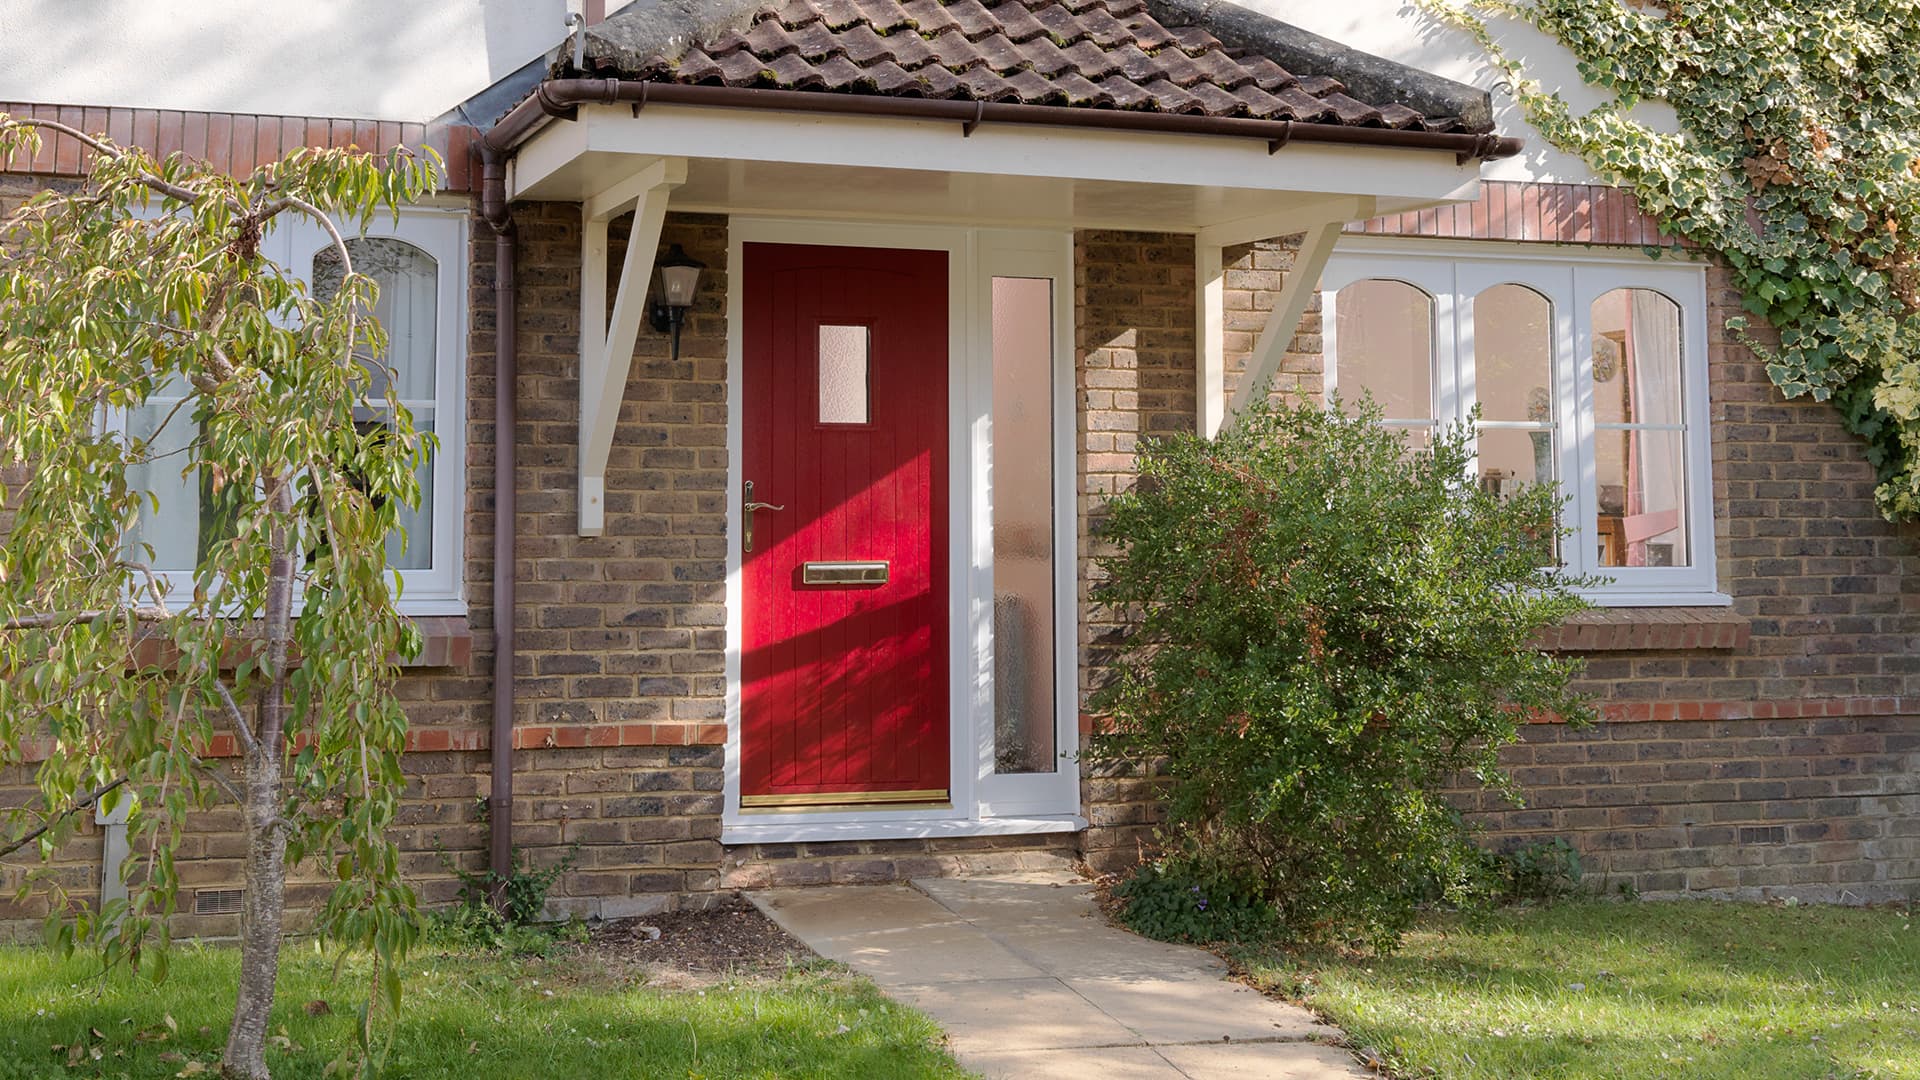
[740,243,949,808]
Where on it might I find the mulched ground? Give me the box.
[585,897,816,980]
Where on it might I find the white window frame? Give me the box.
[126,206,469,616]
[720,218,1083,845]
[1324,238,1723,606]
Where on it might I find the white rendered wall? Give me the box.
[1259,0,1678,184]
[0,1,634,123]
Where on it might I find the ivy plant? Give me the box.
[0,118,438,1078]
[1428,0,1920,516]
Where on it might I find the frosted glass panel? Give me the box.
[818,324,870,424]
[990,278,1056,775]
[1333,279,1434,425]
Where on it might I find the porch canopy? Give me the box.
[466,0,1521,534]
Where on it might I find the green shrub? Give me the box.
[1113,857,1280,945]
[429,843,582,952]
[1090,395,1593,952]
[1490,837,1585,904]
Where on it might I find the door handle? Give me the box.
[743,480,785,552]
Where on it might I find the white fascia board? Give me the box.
[549,103,1484,205]
[507,116,588,199]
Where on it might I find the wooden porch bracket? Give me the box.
[1216,218,1343,436]
[1197,196,1375,438]
[578,156,687,536]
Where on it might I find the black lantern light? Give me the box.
[648,243,706,360]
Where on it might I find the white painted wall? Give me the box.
[0,0,1651,184]
[1259,0,1677,184]
[0,0,633,122]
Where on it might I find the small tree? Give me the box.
[1091,396,1593,950]
[0,119,438,1078]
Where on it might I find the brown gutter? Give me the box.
[477,145,517,902]
[486,77,1523,164]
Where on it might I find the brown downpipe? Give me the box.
[485,78,1524,164]
[477,144,517,900]
[465,70,1518,893]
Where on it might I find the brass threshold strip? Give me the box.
[741,788,950,810]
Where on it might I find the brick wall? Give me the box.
[1459,259,1920,900]
[8,167,1920,932]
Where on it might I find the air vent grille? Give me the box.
[1738,825,1788,846]
[194,888,244,915]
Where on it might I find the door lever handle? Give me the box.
[743,480,785,552]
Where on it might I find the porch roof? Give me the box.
[571,0,1492,136]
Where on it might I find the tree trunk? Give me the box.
[222,482,296,1080]
[221,743,287,1080]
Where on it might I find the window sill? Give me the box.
[1535,606,1748,652]
[402,615,473,670]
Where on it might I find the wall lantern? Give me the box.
[648,244,706,360]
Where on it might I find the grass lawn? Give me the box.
[1237,899,1920,1080]
[0,934,965,1079]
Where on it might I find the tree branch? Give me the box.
[0,117,200,203]
[0,777,127,860]
[212,678,259,757]
[1,606,170,631]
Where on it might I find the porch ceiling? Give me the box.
[505,103,1478,238]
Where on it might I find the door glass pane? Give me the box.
[818,324,870,425]
[1332,279,1434,426]
[1592,288,1688,567]
[314,236,438,570]
[991,277,1056,775]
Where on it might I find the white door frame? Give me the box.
[720,217,1083,844]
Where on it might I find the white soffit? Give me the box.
[508,104,1481,232]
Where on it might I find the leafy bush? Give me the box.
[1490,838,1585,904]
[1091,395,1593,951]
[430,843,581,951]
[1113,857,1280,945]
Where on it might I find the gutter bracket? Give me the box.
[631,82,649,118]
[962,100,985,138]
[1266,120,1293,155]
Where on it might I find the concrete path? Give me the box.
[749,871,1368,1079]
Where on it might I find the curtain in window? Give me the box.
[1624,291,1684,564]
[314,238,438,571]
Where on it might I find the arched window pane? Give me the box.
[1332,279,1433,427]
[314,237,438,571]
[1592,288,1686,567]
[1473,284,1555,493]
[313,237,438,402]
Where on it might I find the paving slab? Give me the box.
[1064,972,1338,1044]
[961,1046,1184,1080]
[1157,1042,1367,1078]
[887,976,1145,1052]
[750,872,1370,1079]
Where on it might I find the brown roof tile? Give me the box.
[585,0,1483,133]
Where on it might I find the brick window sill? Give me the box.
[1535,607,1749,652]
[403,615,473,669]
